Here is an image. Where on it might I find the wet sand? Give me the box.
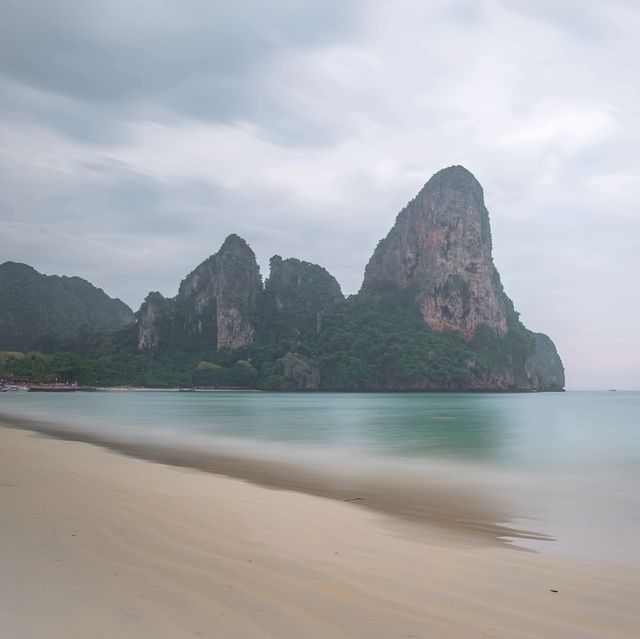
[1,424,639,638]
[0,411,549,545]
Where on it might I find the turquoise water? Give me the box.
[1,390,638,467]
[1,391,639,563]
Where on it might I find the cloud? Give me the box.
[0,0,639,389]
[0,0,363,144]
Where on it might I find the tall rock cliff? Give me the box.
[362,166,509,339]
[0,261,134,351]
[137,234,261,351]
[361,165,564,391]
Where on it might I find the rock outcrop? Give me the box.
[274,352,320,390]
[137,292,175,351]
[262,256,343,339]
[0,261,134,351]
[362,166,509,340]
[525,333,565,391]
[138,234,262,351]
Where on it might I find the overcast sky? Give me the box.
[1,0,639,389]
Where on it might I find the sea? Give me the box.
[1,390,639,565]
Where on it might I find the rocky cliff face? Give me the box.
[137,292,175,350]
[138,235,262,351]
[176,234,262,349]
[361,166,564,391]
[362,166,509,340]
[0,261,134,351]
[262,256,343,338]
[525,333,565,391]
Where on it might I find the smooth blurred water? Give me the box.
[1,390,638,468]
[1,390,639,563]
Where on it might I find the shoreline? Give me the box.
[1,424,638,638]
[0,411,547,546]
[3,384,568,393]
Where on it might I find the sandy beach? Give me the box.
[1,424,638,639]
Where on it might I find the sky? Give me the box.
[1,0,639,390]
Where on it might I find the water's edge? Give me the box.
[0,412,550,548]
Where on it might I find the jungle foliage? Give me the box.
[1,283,535,391]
